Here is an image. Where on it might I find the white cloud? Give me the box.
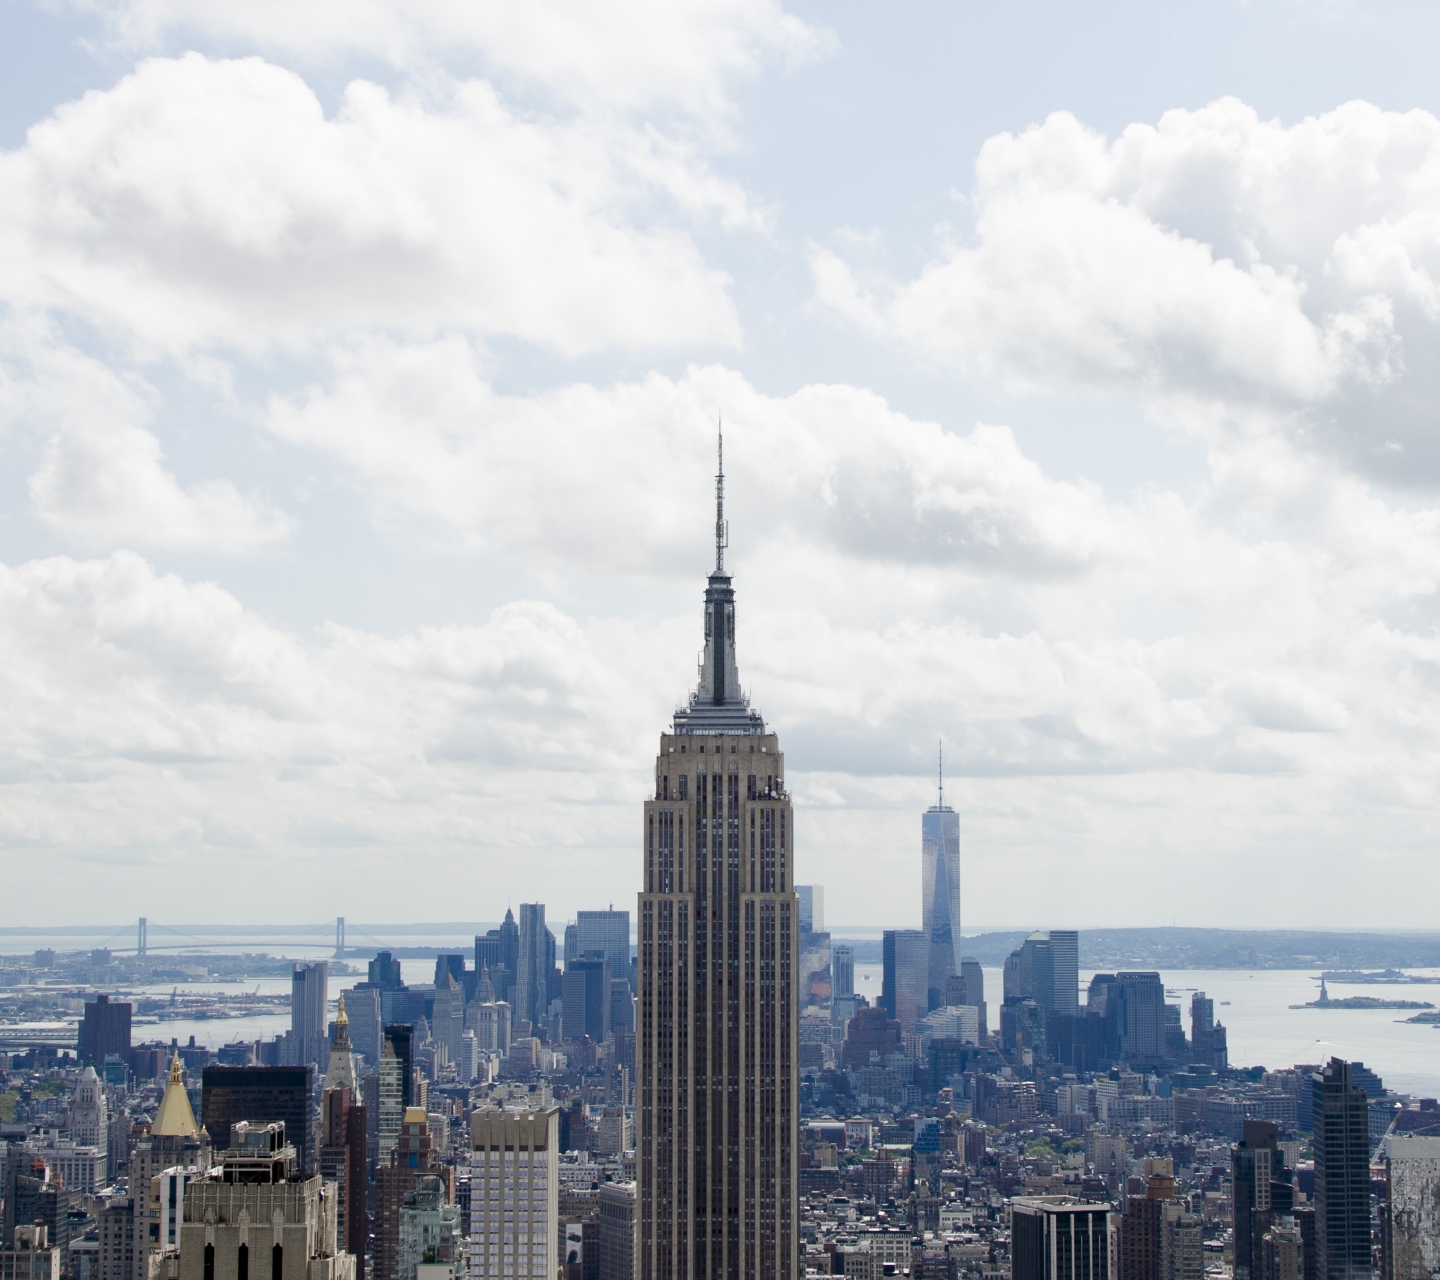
[72,0,827,120]
[0,54,745,356]
[0,319,290,552]
[812,97,1440,474]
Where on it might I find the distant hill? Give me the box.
[830,927,1440,971]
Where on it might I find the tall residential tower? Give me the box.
[638,431,798,1280]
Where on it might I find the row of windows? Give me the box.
[201,1244,281,1280]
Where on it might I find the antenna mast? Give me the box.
[938,737,944,808]
[715,416,728,574]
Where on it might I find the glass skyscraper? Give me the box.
[922,757,961,1012]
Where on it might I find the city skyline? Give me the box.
[6,4,1440,927]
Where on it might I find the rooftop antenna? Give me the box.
[715,415,728,574]
[938,737,944,808]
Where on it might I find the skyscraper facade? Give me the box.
[922,765,960,1013]
[515,904,554,1034]
[576,910,632,991]
[881,929,928,1033]
[1314,1058,1373,1280]
[78,994,132,1068]
[291,962,329,1069]
[637,437,798,1280]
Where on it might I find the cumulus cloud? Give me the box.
[266,345,1121,580]
[71,0,827,120]
[813,97,1440,476]
[0,54,745,356]
[0,320,290,552]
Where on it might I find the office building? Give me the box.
[370,953,405,989]
[292,962,330,1069]
[131,1055,212,1280]
[562,955,611,1044]
[1111,972,1167,1064]
[1314,1059,1374,1280]
[99,1198,138,1280]
[609,981,634,1036]
[466,1003,513,1057]
[1234,1121,1294,1280]
[515,904,555,1035]
[0,1225,60,1280]
[319,1000,367,1280]
[576,912,631,993]
[375,1110,454,1280]
[345,987,383,1065]
[799,927,832,1009]
[397,1175,461,1280]
[177,1124,354,1280]
[474,912,522,1007]
[921,764,960,1013]
[3,1148,69,1269]
[432,971,466,1069]
[796,886,824,934]
[1384,1135,1440,1280]
[78,995,132,1068]
[637,442,798,1280]
[598,1183,636,1280]
[71,1066,108,1147]
[832,947,854,1000]
[32,1142,106,1195]
[1003,931,1077,1019]
[469,1108,559,1280]
[201,1066,317,1177]
[1010,1199,1109,1280]
[1190,993,1229,1070]
[881,929,927,1032]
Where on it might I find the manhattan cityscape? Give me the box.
[6,6,1440,1280]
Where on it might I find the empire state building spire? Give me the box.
[673,419,763,733]
[715,418,728,575]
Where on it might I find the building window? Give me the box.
[272,1246,282,1280]
[204,1246,213,1280]
[238,1244,249,1280]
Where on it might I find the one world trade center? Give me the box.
[922,746,961,1011]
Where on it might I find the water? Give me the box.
[848,965,1440,1097]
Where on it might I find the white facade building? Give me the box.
[468,1108,559,1280]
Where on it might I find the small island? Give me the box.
[1290,979,1435,1011]
[1322,968,1440,984]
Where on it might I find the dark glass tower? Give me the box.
[1313,1058,1374,1280]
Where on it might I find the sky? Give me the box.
[3,0,1440,931]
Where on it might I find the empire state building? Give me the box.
[638,436,798,1280]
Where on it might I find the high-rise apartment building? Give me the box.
[1314,1058,1373,1280]
[921,760,960,1014]
[291,963,330,1069]
[881,930,927,1033]
[637,438,798,1280]
[832,947,854,1000]
[469,1108,559,1280]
